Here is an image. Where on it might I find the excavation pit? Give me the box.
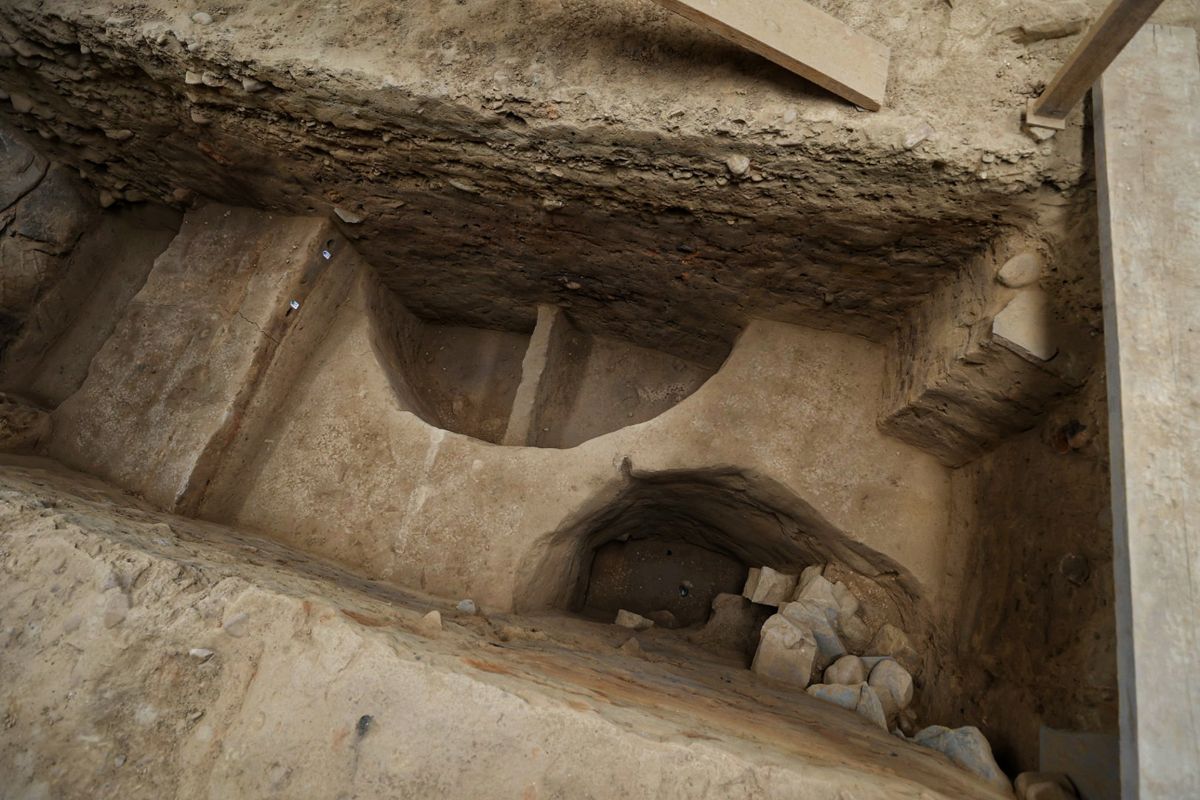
[0,0,1164,792]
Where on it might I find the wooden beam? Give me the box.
[648,0,889,111]
[1026,0,1166,129]
[1095,25,1200,800]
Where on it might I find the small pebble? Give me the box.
[114,754,126,768]
[356,714,372,736]
[725,154,751,177]
[191,11,213,24]
[188,647,214,661]
[456,599,477,614]
[418,609,442,634]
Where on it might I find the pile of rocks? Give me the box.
[744,565,918,729]
[745,564,1010,793]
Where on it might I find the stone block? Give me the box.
[831,581,860,619]
[780,599,846,667]
[806,682,861,711]
[793,573,839,611]
[807,682,887,729]
[751,614,817,687]
[914,725,1009,792]
[866,623,921,675]
[868,658,913,716]
[745,566,798,607]
[992,287,1059,362]
[614,610,653,631]
[796,564,825,593]
[824,654,866,685]
[855,684,888,729]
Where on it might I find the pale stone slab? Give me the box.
[1094,24,1200,800]
[992,287,1059,362]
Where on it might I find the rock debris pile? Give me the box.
[744,564,1010,792]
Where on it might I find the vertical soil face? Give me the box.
[582,537,748,626]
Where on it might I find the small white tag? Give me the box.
[321,249,332,260]
[289,299,301,310]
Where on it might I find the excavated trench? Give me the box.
[0,0,1137,794]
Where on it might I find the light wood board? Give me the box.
[649,0,889,110]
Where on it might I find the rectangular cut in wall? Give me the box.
[49,204,348,511]
[878,237,1087,467]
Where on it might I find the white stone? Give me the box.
[751,614,817,687]
[913,725,1009,792]
[779,599,845,665]
[191,11,213,24]
[725,154,750,176]
[614,609,653,631]
[793,573,838,610]
[188,647,214,660]
[741,567,761,600]
[796,564,824,593]
[992,287,1059,362]
[456,599,477,614]
[868,659,914,716]
[333,206,363,224]
[824,654,866,685]
[746,566,798,607]
[997,251,1042,288]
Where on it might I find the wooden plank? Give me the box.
[648,0,889,110]
[1094,25,1200,800]
[1026,0,1166,129]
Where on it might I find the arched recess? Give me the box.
[362,270,723,447]
[514,463,927,629]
